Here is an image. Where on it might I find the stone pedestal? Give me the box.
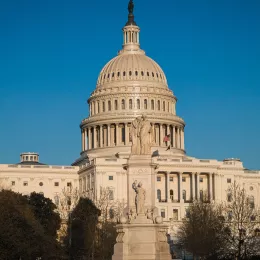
[112,219,171,260]
[113,154,172,260]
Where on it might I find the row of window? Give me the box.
[22,155,37,161]
[99,70,163,82]
[157,176,204,182]
[90,98,174,115]
[157,176,233,183]
[12,181,72,187]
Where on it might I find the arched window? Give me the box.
[170,189,174,201]
[97,102,100,113]
[182,190,186,201]
[54,195,59,206]
[109,208,115,219]
[108,100,111,111]
[129,99,133,109]
[123,71,126,76]
[157,189,161,201]
[227,192,232,202]
[157,100,160,110]
[151,100,155,110]
[102,101,105,112]
[121,99,125,109]
[163,101,165,111]
[137,99,140,109]
[144,99,147,109]
[249,196,255,209]
[114,100,118,110]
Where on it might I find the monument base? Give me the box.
[112,216,171,260]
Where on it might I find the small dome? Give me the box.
[97,52,167,88]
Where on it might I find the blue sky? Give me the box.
[0,0,259,169]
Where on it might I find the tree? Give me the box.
[66,197,100,260]
[94,187,125,260]
[0,190,51,259]
[27,192,61,239]
[218,182,260,260]
[177,199,225,259]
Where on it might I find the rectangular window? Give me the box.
[157,176,161,182]
[200,177,203,182]
[227,178,231,183]
[23,181,28,186]
[121,127,125,143]
[109,176,113,181]
[182,177,186,182]
[169,177,173,182]
[67,182,72,187]
[161,209,166,218]
[54,182,59,187]
[11,181,15,186]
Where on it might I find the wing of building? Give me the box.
[0,1,259,228]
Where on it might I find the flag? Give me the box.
[163,134,170,142]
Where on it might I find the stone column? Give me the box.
[125,123,129,145]
[179,172,183,202]
[166,125,170,147]
[81,129,84,151]
[100,125,103,148]
[166,172,170,202]
[208,173,212,200]
[93,126,97,149]
[115,123,119,145]
[107,124,111,146]
[88,127,91,149]
[192,172,196,200]
[84,128,87,150]
[160,124,163,146]
[181,127,185,150]
[172,125,175,148]
[196,172,200,200]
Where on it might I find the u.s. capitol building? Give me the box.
[0,1,259,228]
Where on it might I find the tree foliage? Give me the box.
[218,182,260,260]
[177,199,225,259]
[0,190,62,260]
[66,197,100,259]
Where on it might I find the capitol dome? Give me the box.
[76,0,186,162]
[97,52,168,88]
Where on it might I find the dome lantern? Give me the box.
[122,0,140,52]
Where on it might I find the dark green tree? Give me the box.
[27,192,61,238]
[0,190,64,260]
[66,197,100,260]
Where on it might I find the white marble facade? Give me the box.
[0,3,260,227]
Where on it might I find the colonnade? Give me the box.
[81,123,184,151]
[157,172,215,203]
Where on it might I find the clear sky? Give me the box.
[0,0,259,169]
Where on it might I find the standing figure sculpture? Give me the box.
[132,180,146,215]
[130,116,142,155]
[140,115,152,155]
[128,0,134,14]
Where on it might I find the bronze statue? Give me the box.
[128,0,134,14]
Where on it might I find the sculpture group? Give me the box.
[130,115,152,155]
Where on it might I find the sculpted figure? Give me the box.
[130,115,152,155]
[128,0,134,14]
[132,180,146,215]
[130,116,142,155]
[139,115,152,155]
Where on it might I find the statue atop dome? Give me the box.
[128,0,134,15]
[126,0,137,26]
